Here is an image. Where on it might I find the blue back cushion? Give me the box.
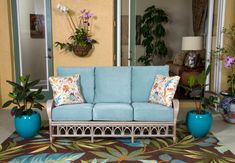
[57,66,95,103]
[94,67,131,103]
[132,66,169,102]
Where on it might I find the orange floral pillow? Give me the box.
[49,74,84,106]
[149,75,180,107]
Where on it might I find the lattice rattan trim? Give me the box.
[50,123,174,137]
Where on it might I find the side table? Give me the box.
[180,67,204,86]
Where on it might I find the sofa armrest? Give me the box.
[46,99,54,122]
[172,99,179,123]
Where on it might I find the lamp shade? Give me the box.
[181,36,203,51]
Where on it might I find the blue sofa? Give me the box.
[47,66,179,143]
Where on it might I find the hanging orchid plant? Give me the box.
[55,3,97,57]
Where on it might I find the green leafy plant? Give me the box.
[138,5,168,65]
[2,75,44,117]
[182,65,219,114]
[55,28,97,51]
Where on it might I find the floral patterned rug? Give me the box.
[0,124,235,163]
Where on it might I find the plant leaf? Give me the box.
[6,80,23,90]
[35,94,45,100]
[27,80,40,88]
[106,147,122,157]
[187,75,196,88]
[30,146,49,154]
[115,145,128,156]
[128,149,143,157]
[33,103,44,110]
[11,106,18,116]
[2,100,13,108]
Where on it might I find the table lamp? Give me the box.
[182,36,203,68]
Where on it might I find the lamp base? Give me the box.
[184,51,198,68]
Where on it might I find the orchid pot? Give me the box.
[73,44,92,57]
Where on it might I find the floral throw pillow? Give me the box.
[49,74,84,106]
[149,75,180,107]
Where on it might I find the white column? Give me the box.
[128,0,131,66]
[205,0,214,91]
[116,0,121,66]
[214,0,226,93]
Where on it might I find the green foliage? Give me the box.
[2,75,44,117]
[227,73,235,95]
[201,95,219,111]
[187,76,196,89]
[138,5,168,65]
[183,65,219,113]
[55,28,97,52]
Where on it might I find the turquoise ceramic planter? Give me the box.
[186,110,212,138]
[14,111,41,138]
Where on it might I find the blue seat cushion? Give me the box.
[57,67,95,103]
[93,103,133,121]
[52,104,93,121]
[132,102,173,121]
[94,67,131,103]
[132,66,169,102]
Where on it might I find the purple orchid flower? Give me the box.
[224,56,235,68]
[85,11,93,18]
[81,10,93,19]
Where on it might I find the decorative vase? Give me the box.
[14,111,41,138]
[186,110,212,138]
[73,44,92,57]
[219,93,235,123]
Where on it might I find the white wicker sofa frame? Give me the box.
[46,99,179,143]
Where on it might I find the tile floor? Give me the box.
[0,108,234,154]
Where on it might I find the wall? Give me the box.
[121,0,194,65]
[0,0,14,105]
[52,0,114,74]
[0,0,114,104]
[221,0,235,91]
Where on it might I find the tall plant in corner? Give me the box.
[138,5,168,65]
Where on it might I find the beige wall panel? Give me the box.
[0,0,14,104]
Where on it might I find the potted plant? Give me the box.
[183,65,219,137]
[55,4,97,57]
[2,75,44,138]
[138,5,168,65]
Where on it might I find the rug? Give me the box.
[0,124,235,163]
